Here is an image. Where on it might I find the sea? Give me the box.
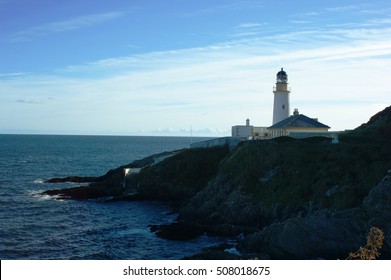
[0,134,223,260]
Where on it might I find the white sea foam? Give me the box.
[28,189,66,202]
[28,189,48,199]
[33,178,45,184]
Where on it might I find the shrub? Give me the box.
[347,227,384,260]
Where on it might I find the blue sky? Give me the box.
[0,0,390,136]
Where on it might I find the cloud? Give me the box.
[323,4,391,19]
[293,11,319,17]
[7,12,124,42]
[237,23,264,29]
[359,8,391,15]
[181,1,265,17]
[231,22,266,38]
[16,99,44,104]
[0,72,25,77]
[290,20,310,24]
[325,5,361,12]
[366,18,391,25]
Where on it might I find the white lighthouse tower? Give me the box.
[272,68,290,125]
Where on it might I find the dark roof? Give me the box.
[268,114,330,129]
[277,68,287,77]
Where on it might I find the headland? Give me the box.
[42,105,391,259]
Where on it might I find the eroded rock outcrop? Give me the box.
[364,169,391,257]
[238,169,391,260]
[42,150,180,200]
[239,208,367,259]
[178,173,308,238]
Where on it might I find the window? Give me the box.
[282,105,285,109]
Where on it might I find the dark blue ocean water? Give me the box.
[0,134,221,260]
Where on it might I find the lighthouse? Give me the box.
[272,68,290,125]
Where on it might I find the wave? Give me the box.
[27,189,67,202]
[28,190,50,200]
[33,179,45,184]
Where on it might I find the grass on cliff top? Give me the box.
[138,146,229,202]
[219,136,391,210]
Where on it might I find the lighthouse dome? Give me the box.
[276,67,288,83]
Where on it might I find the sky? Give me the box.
[0,0,390,136]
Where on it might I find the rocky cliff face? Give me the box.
[178,173,307,237]
[240,208,367,259]
[249,166,391,260]
[179,165,391,260]
[177,164,391,259]
[364,169,391,256]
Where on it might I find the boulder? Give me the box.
[240,209,367,259]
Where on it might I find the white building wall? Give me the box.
[270,129,288,138]
[231,125,253,138]
[253,127,271,139]
[272,92,290,125]
[269,128,331,139]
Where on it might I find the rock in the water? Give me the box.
[42,183,124,200]
[149,222,204,241]
[46,176,101,183]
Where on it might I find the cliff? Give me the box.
[43,105,391,259]
[178,106,391,259]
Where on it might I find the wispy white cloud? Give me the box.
[325,5,361,12]
[16,99,44,104]
[367,18,391,25]
[325,3,391,23]
[237,23,264,29]
[231,22,267,38]
[7,12,124,42]
[359,8,391,15]
[306,12,319,16]
[293,11,319,17]
[180,1,265,17]
[0,72,26,77]
[290,10,320,27]
[290,20,311,24]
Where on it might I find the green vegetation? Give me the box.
[219,136,391,210]
[137,146,229,202]
[347,105,391,142]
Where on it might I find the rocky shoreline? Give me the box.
[42,106,391,259]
